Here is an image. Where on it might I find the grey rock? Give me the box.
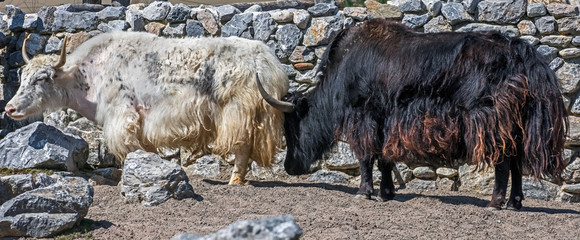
[0,177,93,238]
[458,164,495,195]
[428,0,443,16]
[221,13,253,37]
[163,23,186,37]
[477,0,525,24]
[269,10,294,23]
[303,14,344,47]
[456,23,519,37]
[276,24,303,55]
[520,36,539,46]
[20,33,46,57]
[536,45,559,63]
[560,48,580,59]
[441,2,473,25]
[97,20,128,32]
[307,170,351,184]
[461,0,481,14]
[289,46,315,63]
[324,142,359,170]
[197,9,220,35]
[64,118,118,169]
[0,174,35,203]
[424,15,452,33]
[0,122,88,172]
[186,20,205,37]
[403,13,431,29]
[540,35,572,48]
[293,9,311,29]
[215,5,241,23]
[365,0,403,19]
[399,0,426,13]
[9,14,38,31]
[281,64,298,77]
[535,16,556,35]
[142,1,172,21]
[253,12,276,42]
[251,152,290,180]
[120,150,195,206]
[57,4,104,12]
[517,20,536,35]
[557,191,580,203]
[557,17,580,35]
[549,57,564,71]
[92,167,122,183]
[437,177,459,191]
[343,7,367,21]
[266,40,288,62]
[98,6,125,20]
[44,110,70,130]
[413,166,436,179]
[527,3,547,18]
[244,5,262,13]
[562,156,580,183]
[561,184,580,194]
[35,6,57,33]
[557,61,580,94]
[572,36,580,47]
[546,3,578,18]
[167,3,191,23]
[392,163,413,185]
[522,177,559,201]
[5,5,24,18]
[436,167,458,178]
[126,9,145,31]
[307,3,338,17]
[407,179,437,190]
[172,215,302,240]
[188,155,221,178]
[52,10,99,32]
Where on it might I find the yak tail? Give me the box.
[515,39,568,181]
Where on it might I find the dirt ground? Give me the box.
[16,171,576,240]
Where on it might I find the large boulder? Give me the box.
[120,150,196,206]
[0,176,93,238]
[0,122,88,172]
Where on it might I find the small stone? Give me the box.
[307,170,351,184]
[295,63,316,71]
[561,183,580,194]
[536,45,559,63]
[519,36,540,46]
[456,23,518,37]
[166,3,191,23]
[293,9,311,29]
[527,3,547,18]
[276,24,303,55]
[163,23,186,37]
[423,15,452,33]
[142,1,172,21]
[186,20,205,37]
[522,177,560,201]
[413,166,436,179]
[428,0,443,16]
[289,46,315,63]
[253,12,276,42]
[214,5,241,23]
[458,164,495,195]
[343,7,367,21]
[403,13,431,29]
[517,20,536,35]
[437,177,458,191]
[97,6,125,20]
[126,10,145,31]
[407,179,437,190]
[244,5,262,13]
[97,20,128,32]
[365,0,403,19]
[441,2,473,25]
[559,48,580,59]
[557,17,580,35]
[269,10,294,23]
[550,57,565,70]
[145,22,165,36]
[436,167,458,178]
[557,61,580,94]
[307,3,338,17]
[188,155,221,178]
[399,0,426,13]
[221,13,253,37]
[197,9,220,35]
[535,16,556,35]
[546,3,578,18]
[540,35,572,48]
[303,14,344,47]
[574,36,580,47]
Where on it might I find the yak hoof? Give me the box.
[354,194,371,200]
[506,202,522,211]
[486,205,502,211]
[228,176,249,186]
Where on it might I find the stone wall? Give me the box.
[0,0,579,202]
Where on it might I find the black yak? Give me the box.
[258,19,568,209]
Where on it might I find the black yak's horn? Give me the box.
[256,73,295,112]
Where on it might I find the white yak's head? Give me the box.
[5,35,69,120]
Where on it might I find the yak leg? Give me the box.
[507,159,524,210]
[355,157,376,200]
[377,160,396,201]
[488,158,510,209]
[229,143,252,185]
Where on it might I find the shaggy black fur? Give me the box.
[280,19,568,209]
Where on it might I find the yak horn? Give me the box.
[53,35,69,69]
[256,73,295,113]
[22,34,31,64]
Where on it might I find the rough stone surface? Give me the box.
[307,3,338,17]
[97,20,128,32]
[545,3,578,18]
[323,142,359,170]
[269,10,294,23]
[517,20,537,35]
[126,9,145,31]
[163,23,186,37]
[365,0,403,19]
[186,20,205,37]
[527,3,547,18]
[557,17,580,35]
[456,23,518,37]
[477,0,525,24]
[289,46,315,63]
[458,164,494,195]
[197,9,220,35]
[171,215,302,240]
[568,116,580,145]
[535,16,556,35]
[423,15,452,33]
[522,177,560,201]
[556,61,580,94]
[251,152,290,180]
[437,177,458,191]
[64,118,118,169]
[142,1,171,21]
[120,150,196,206]
[221,13,253,37]
[97,6,125,20]
[561,184,580,194]
[407,179,437,190]
[520,36,540,46]
[188,155,221,178]
[167,3,191,23]
[573,36,580,47]
[307,170,351,184]
[303,14,343,47]
[436,167,458,178]
[399,0,425,13]
[0,122,88,172]
[559,48,580,59]
[276,24,303,55]
[403,13,431,29]
[441,2,473,25]
[343,7,367,21]
[52,10,99,32]
[253,12,276,42]
[215,5,241,23]
[540,35,572,48]
[0,176,93,238]
[412,167,436,179]
[536,44,559,63]
[293,9,311,29]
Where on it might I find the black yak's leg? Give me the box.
[488,159,510,209]
[355,157,375,199]
[507,159,524,210]
[377,160,396,201]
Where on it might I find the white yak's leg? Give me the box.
[229,143,252,185]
